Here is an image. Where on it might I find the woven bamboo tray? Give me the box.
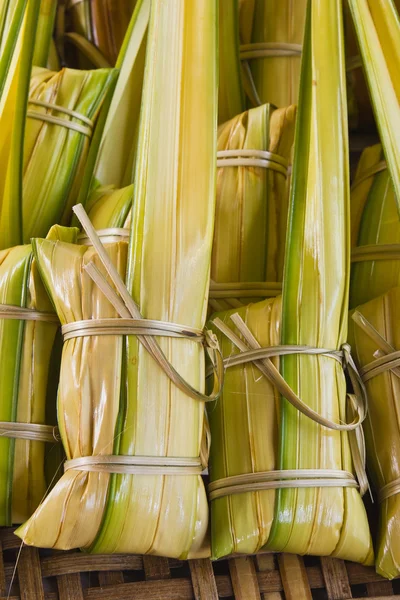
[1,528,398,599]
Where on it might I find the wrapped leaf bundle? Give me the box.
[19,64,117,245]
[348,0,400,212]
[0,238,61,525]
[64,0,137,67]
[207,0,372,564]
[349,288,400,578]
[350,145,400,308]
[210,102,296,314]
[17,0,217,557]
[239,0,307,107]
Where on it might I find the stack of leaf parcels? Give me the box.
[0,0,397,576]
[17,0,217,557]
[207,0,373,563]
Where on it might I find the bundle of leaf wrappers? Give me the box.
[2,0,400,579]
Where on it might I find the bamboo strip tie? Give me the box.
[64,456,203,476]
[0,304,59,323]
[27,99,94,137]
[62,318,204,342]
[208,281,282,312]
[240,42,302,60]
[208,313,369,499]
[208,282,282,313]
[351,243,400,263]
[0,304,60,443]
[0,422,59,444]
[352,310,400,503]
[208,470,358,501]
[216,149,288,177]
[78,228,131,245]
[209,281,282,300]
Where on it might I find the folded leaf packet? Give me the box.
[207,296,372,563]
[210,103,296,313]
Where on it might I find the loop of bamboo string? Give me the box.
[0,422,60,443]
[220,344,343,368]
[351,243,400,263]
[216,149,288,176]
[78,228,131,245]
[62,318,204,342]
[240,42,302,60]
[64,455,203,476]
[208,469,358,501]
[209,280,282,300]
[352,311,400,382]
[28,99,94,127]
[27,99,93,137]
[217,149,288,167]
[350,159,387,190]
[0,304,59,323]
[378,479,400,503]
[361,351,400,382]
[27,112,92,137]
[72,204,224,404]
